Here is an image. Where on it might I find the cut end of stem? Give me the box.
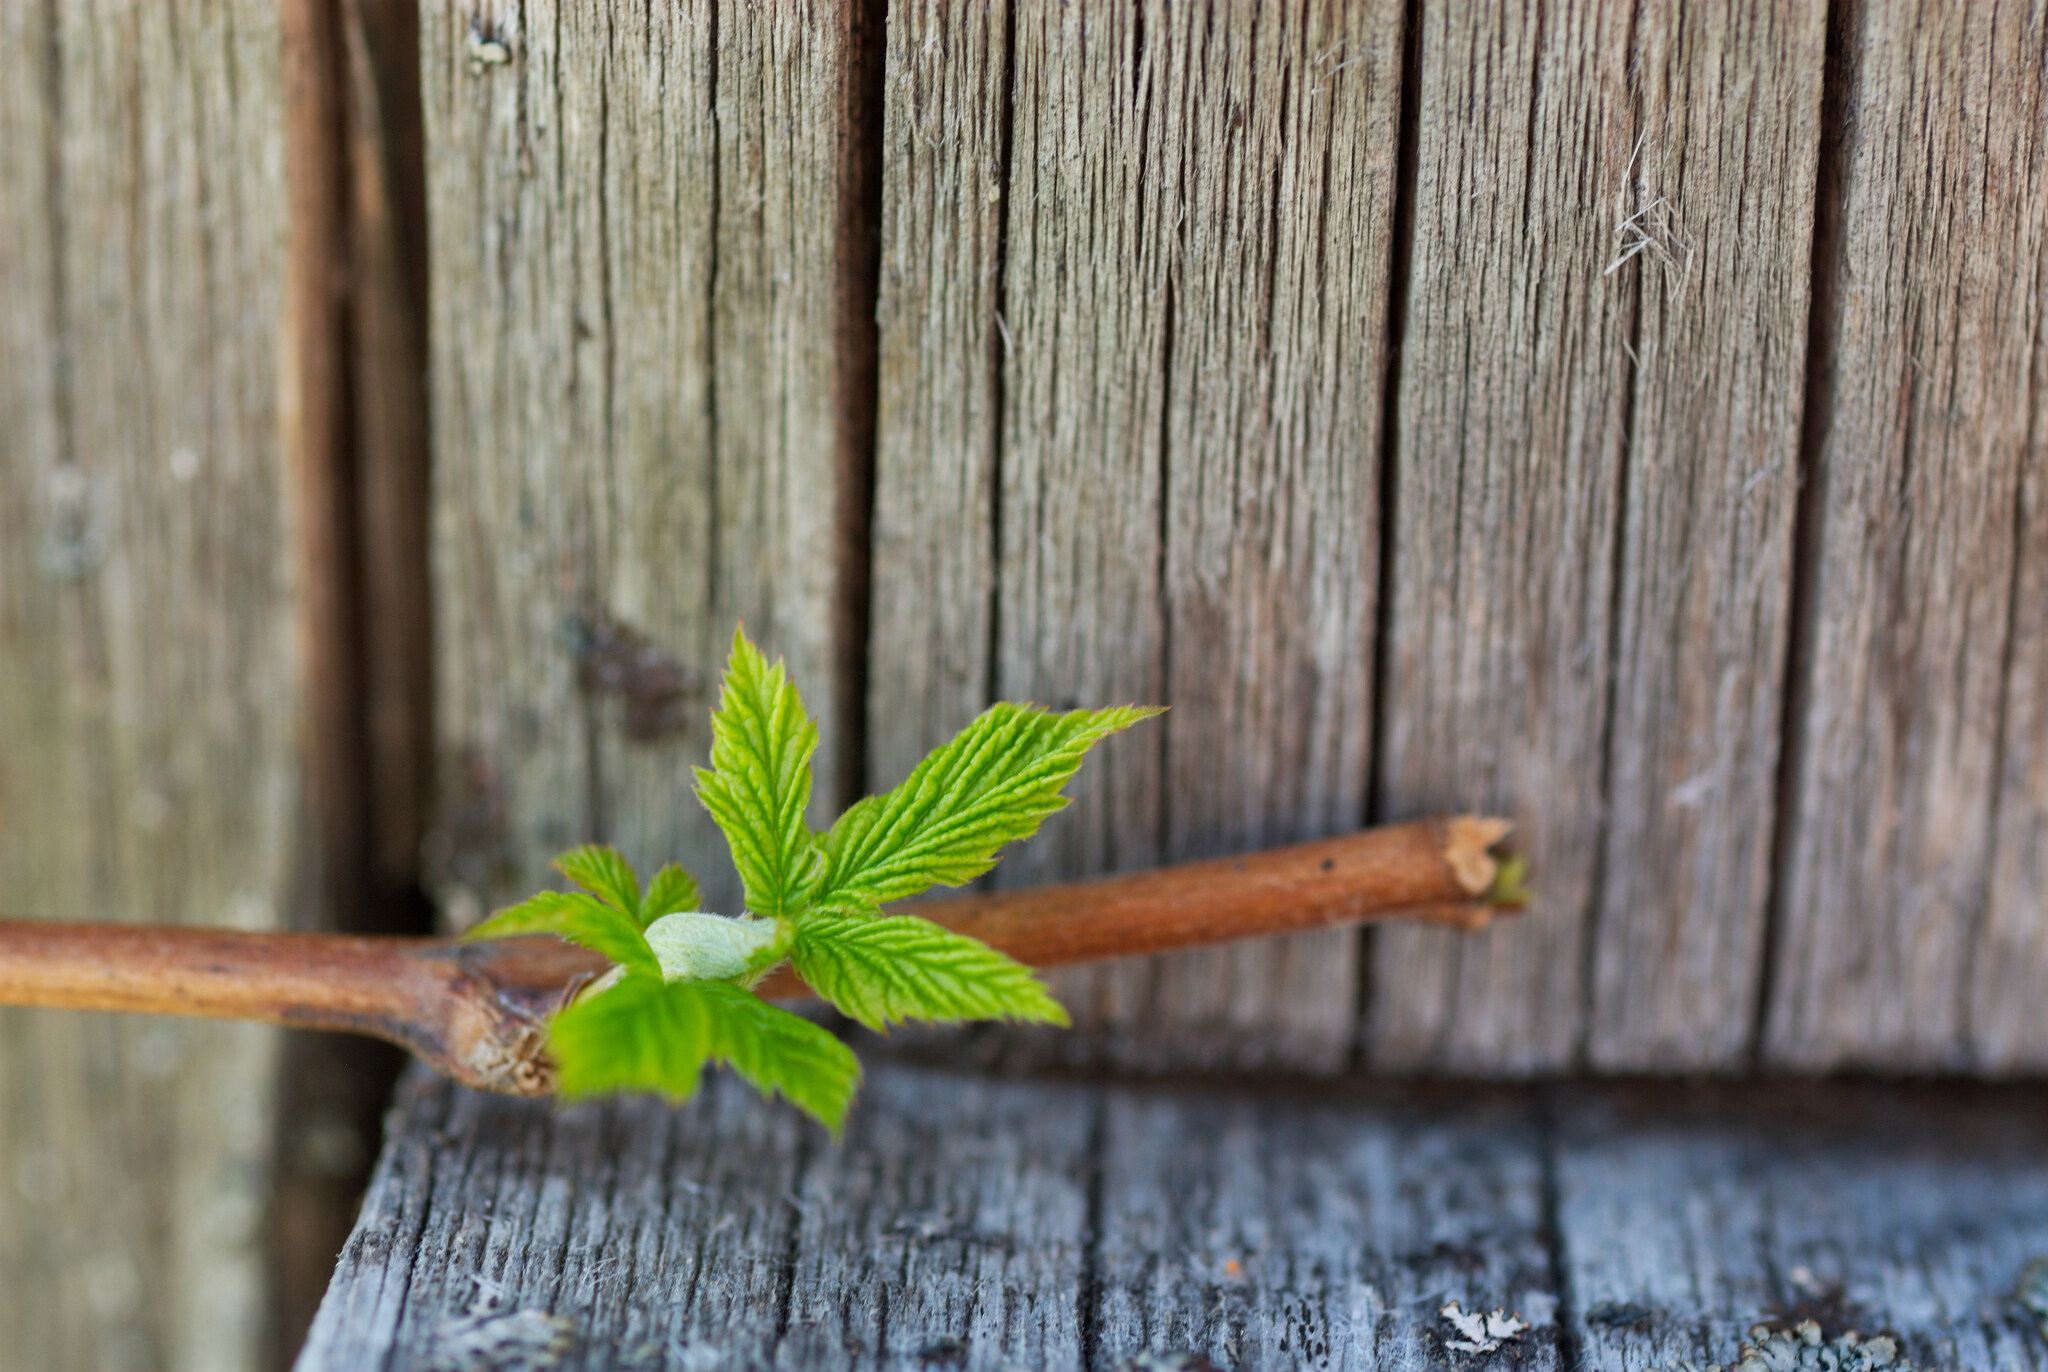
[1442,815,1517,895]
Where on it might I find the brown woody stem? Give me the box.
[0,815,1515,1095]
[751,814,1516,999]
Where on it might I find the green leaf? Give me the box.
[461,889,660,981]
[640,862,703,926]
[694,628,822,916]
[547,976,859,1133]
[790,913,1070,1032]
[813,703,1162,913]
[554,844,643,918]
[548,973,712,1099]
[697,982,861,1135]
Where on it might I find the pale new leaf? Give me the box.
[639,862,702,927]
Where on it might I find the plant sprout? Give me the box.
[464,627,1160,1134]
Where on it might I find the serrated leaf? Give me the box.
[790,913,1070,1032]
[554,844,642,918]
[547,975,858,1133]
[812,703,1162,913]
[639,862,702,927]
[461,889,659,981]
[696,981,861,1135]
[693,628,822,916]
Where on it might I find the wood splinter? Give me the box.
[0,816,1520,1096]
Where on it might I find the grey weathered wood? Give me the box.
[776,1069,1095,1369]
[300,1064,1577,1371]
[1146,0,1401,1073]
[980,0,1171,1060]
[1585,0,1828,1070]
[1555,1083,2048,1371]
[866,0,1007,795]
[1766,0,2048,1070]
[1370,0,1634,1073]
[313,1069,2048,1370]
[296,1067,813,1371]
[0,3,292,1368]
[423,0,873,927]
[1092,1084,1560,1370]
[870,0,1403,1072]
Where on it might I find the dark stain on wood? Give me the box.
[563,610,704,743]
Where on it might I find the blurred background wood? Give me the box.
[420,0,881,932]
[868,0,1404,1074]
[2,0,2047,1366]
[0,5,292,1370]
[1765,0,2048,1072]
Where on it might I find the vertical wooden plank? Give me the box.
[1976,292,2048,1072]
[1766,0,2048,1070]
[423,0,720,918]
[424,1,877,924]
[976,0,1172,1059]
[0,2,292,1368]
[1370,0,1633,1072]
[993,0,1171,896]
[714,1,882,820]
[866,0,1007,791]
[1585,2,1827,1070]
[871,0,1403,1070]
[1149,1,1402,1071]
[1967,6,2048,1076]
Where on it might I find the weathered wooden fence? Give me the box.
[1,0,2044,1366]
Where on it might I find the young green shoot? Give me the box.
[464,627,1160,1135]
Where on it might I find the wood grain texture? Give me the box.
[776,1070,1095,1370]
[1370,0,1634,1073]
[299,1065,1574,1371]
[295,1066,813,1371]
[306,1070,2048,1372]
[0,3,292,1368]
[1147,0,1401,1073]
[423,0,874,928]
[1765,0,2048,1070]
[1092,1084,1561,1371]
[1976,264,2048,1071]
[1555,1084,2048,1371]
[865,0,1007,793]
[870,0,1403,1071]
[1585,1,1828,1070]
